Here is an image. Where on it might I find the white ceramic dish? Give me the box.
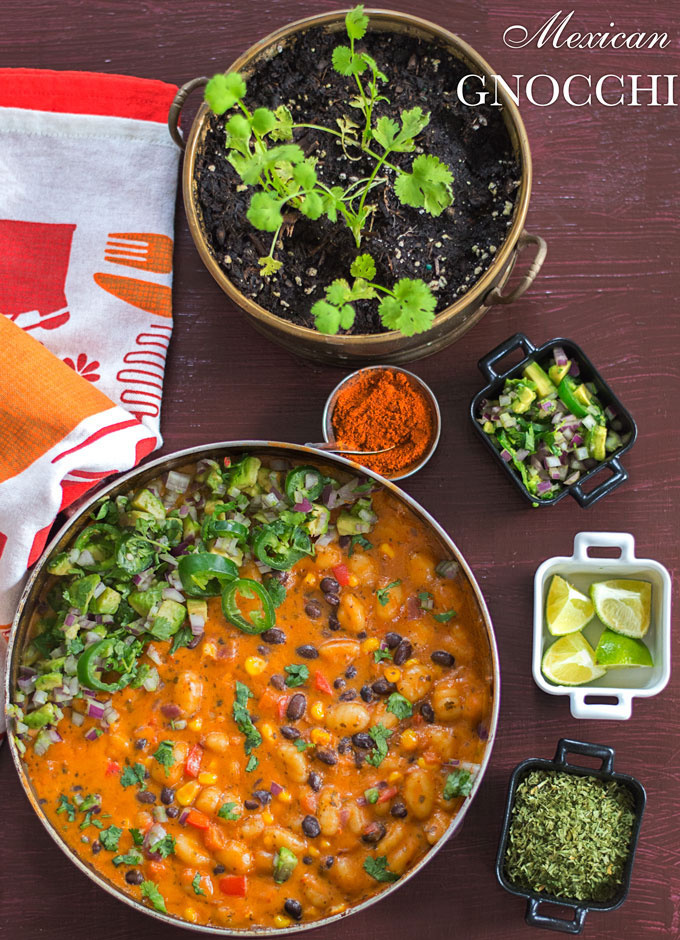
[533,532,671,720]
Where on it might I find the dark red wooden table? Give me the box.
[2,1,679,937]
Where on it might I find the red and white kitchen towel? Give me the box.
[0,69,181,742]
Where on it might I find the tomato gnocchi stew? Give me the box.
[11,453,494,929]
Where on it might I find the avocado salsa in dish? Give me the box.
[10,453,493,929]
[477,346,631,501]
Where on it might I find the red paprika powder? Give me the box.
[330,367,435,476]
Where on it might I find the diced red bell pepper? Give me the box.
[332,563,350,586]
[377,786,398,804]
[105,760,120,776]
[223,457,232,468]
[185,744,203,778]
[185,809,210,830]
[219,874,247,897]
[314,671,333,695]
[276,695,289,720]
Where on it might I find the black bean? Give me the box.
[244,799,259,811]
[345,665,358,679]
[287,693,307,721]
[296,644,319,660]
[357,631,367,640]
[91,805,102,814]
[352,732,374,750]
[125,869,144,885]
[166,806,179,818]
[372,677,396,696]
[253,789,272,806]
[301,815,321,838]
[134,738,147,750]
[284,898,303,921]
[339,689,357,702]
[307,771,322,792]
[303,855,314,866]
[257,645,269,656]
[262,628,286,645]
[328,613,341,631]
[420,702,435,723]
[320,577,340,594]
[360,684,375,703]
[338,535,351,549]
[384,632,402,649]
[213,864,226,875]
[280,725,301,740]
[324,856,335,869]
[391,802,408,818]
[91,841,102,855]
[361,821,387,844]
[333,677,346,690]
[324,593,340,607]
[316,748,338,766]
[187,633,202,650]
[431,650,455,667]
[304,600,322,619]
[270,674,286,691]
[136,790,156,804]
[160,787,174,805]
[337,736,352,755]
[393,639,413,666]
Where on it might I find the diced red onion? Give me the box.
[545,456,561,468]
[604,405,617,421]
[162,587,185,603]
[500,449,512,462]
[293,498,313,513]
[32,690,48,707]
[537,481,553,494]
[173,718,187,729]
[126,619,146,636]
[133,568,154,590]
[146,645,163,667]
[477,723,489,741]
[322,484,339,509]
[553,346,568,367]
[92,581,106,599]
[569,361,580,377]
[572,433,584,447]
[435,560,459,579]
[189,613,205,635]
[170,539,193,557]
[179,504,189,517]
[166,569,183,591]
[565,471,580,485]
[515,448,528,462]
[64,613,76,627]
[87,700,107,720]
[270,782,284,796]
[47,728,63,743]
[143,668,160,692]
[575,446,589,461]
[161,703,182,719]
[178,809,191,826]
[17,675,36,693]
[166,471,191,493]
[316,531,335,547]
[71,712,85,727]
[84,727,101,742]
[77,549,95,567]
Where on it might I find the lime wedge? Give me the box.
[595,628,653,668]
[541,633,606,686]
[545,575,594,635]
[590,580,652,638]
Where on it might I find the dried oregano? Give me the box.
[504,770,636,902]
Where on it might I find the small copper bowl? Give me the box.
[321,365,441,480]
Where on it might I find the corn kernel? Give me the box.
[405,657,419,666]
[184,907,199,923]
[362,637,380,653]
[188,717,203,732]
[348,574,359,587]
[198,771,218,785]
[380,542,395,558]
[203,641,218,659]
[260,722,276,742]
[277,789,292,803]
[176,780,201,806]
[388,771,403,784]
[320,839,331,850]
[304,572,317,586]
[262,808,274,825]
[384,665,402,683]
[245,655,266,677]
[274,916,291,929]
[307,846,320,858]
[310,701,325,721]
[119,817,131,830]
[417,757,427,769]
[401,729,418,750]
[310,728,331,746]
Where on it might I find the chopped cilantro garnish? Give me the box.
[192,873,206,896]
[99,825,123,851]
[129,827,144,846]
[120,762,147,789]
[386,692,412,720]
[141,880,167,913]
[373,648,393,664]
[170,626,193,655]
[245,754,259,773]
[233,681,262,755]
[149,833,176,859]
[112,850,143,867]
[56,793,77,822]
[284,663,309,688]
[294,738,314,752]
[152,740,176,777]
[364,787,379,804]
[348,535,373,556]
[418,591,433,610]
[433,609,457,623]
[363,855,399,882]
[218,802,240,821]
[365,723,393,767]
[376,580,401,606]
[443,769,473,800]
[264,577,286,608]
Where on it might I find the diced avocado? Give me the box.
[307,505,330,537]
[511,384,536,414]
[186,598,208,620]
[482,420,494,433]
[336,512,371,536]
[65,574,101,614]
[587,424,607,461]
[35,673,63,691]
[229,456,261,490]
[38,656,66,673]
[128,583,164,617]
[574,384,592,409]
[90,586,122,615]
[148,599,186,640]
[182,516,201,542]
[131,488,166,521]
[523,362,556,399]
[549,362,571,385]
[47,553,79,577]
[23,702,60,729]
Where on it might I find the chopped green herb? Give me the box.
[284,663,309,688]
[386,692,412,720]
[264,577,286,608]
[149,833,176,859]
[433,609,457,623]
[294,738,314,752]
[129,827,144,846]
[373,648,393,664]
[443,769,473,800]
[152,740,176,777]
[365,723,393,767]
[141,880,167,913]
[218,802,240,821]
[364,787,380,804]
[112,850,143,867]
[56,793,77,822]
[98,825,123,852]
[363,855,399,882]
[120,763,147,789]
[233,681,262,755]
[418,591,434,610]
[192,873,206,896]
[349,535,373,556]
[376,580,401,606]
[170,625,193,655]
[245,754,259,773]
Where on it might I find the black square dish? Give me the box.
[495,739,646,935]
[470,333,637,507]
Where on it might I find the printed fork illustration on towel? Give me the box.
[104,232,173,274]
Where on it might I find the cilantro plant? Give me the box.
[203,4,454,337]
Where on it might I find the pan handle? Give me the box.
[554,738,615,774]
[525,897,588,934]
[569,457,628,508]
[168,76,210,149]
[477,332,537,384]
[486,232,547,306]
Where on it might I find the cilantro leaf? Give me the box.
[170,625,193,655]
[247,191,284,233]
[299,191,324,221]
[345,4,369,40]
[245,754,259,773]
[205,72,246,114]
[192,873,206,896]
[129,828,144,846]
[311,299,355,335]
[99,826,123,852]
[433,609,457,623]
[394,153,454,215]
[364,855,399,882]
[56,794,77,822]
[378,278,437,337]
[294,738,314,752]
[374,649,393,664]
[250,107,277,137]
[218,802,241,821]
[364,787,380,804]
[443,769,473,800]
[149,833,176,859]
[284,663,310,688]
[376,580,401,606]
[332,45,367,77]
[365,723,393,767]
[152,740,176,777]
[293,159,318,190]
[386,692,413,720]
[120,763,146,789]
[372,116,400,151]
[233,681,262,755]
[264,577,286,608]
[113,850,143,866]
[225,113,252,153]
[258,255,283,277]
[350,254,376,281]
[270,105,294,142]
[141,880,167,913]
[348,535,373,557]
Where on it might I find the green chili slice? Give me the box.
[252,524,311,571]
[77,638,126,693]
[557,377,589,419]
[178,552,239,597]
[284,466,324,505]
[221,579,275,634]
[115,533,156,575]
[202,517,249,543]
[74,523,120,569]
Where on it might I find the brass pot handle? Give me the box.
[168,76,210,149]
[486,232,547,306]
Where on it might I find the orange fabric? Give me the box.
[0,316,113,484]
[104,232,173,274]
[93,273,172,318]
